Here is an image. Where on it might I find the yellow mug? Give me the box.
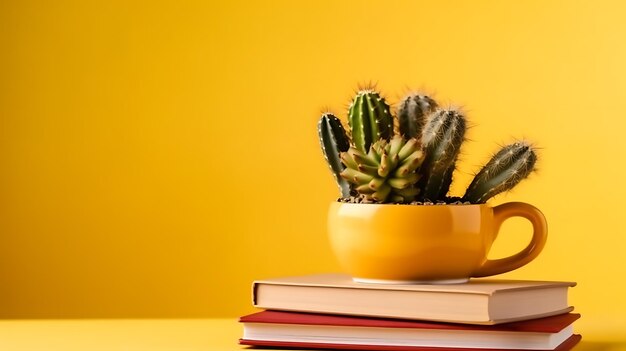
[327,202,547,284]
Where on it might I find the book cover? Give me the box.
[240,310,580,333]
[239,335,582,351]
[253,273,576,324]
[240,311,581,351]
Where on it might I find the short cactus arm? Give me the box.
[318,113,351,197]
[398,94,438,139]
[348,90,393,153]
[463,142,537,203]
[417,109,467,201]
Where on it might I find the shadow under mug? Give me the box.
[327,202,547,284]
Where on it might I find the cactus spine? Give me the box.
[340,136,424,203]
[318,113,351,198]
[417,109,467,201]
[398,94,438,139]
[463,142,537,203]
[348,90,393,153]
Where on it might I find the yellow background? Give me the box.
[1,0,625,337]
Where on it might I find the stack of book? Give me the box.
[239,274,580,351]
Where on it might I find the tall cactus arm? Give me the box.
[463,141,537,203]
[436,165,456,200]
[417,109,467,201]
[398,94,438,139]
[318,113,351,197]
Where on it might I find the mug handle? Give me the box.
[472,202,548,277]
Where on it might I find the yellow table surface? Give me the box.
[0,319,625,351]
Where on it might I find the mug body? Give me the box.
[327,202,496,283]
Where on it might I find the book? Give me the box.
[239,310,581,351]
[252,273,576,324]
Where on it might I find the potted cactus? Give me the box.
[319,87,547,284]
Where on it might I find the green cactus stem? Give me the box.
[340,136,424,203]
[463,141,537,204]
[397,93,438,139]
[417,109,467,201]
[348,90,393,153]
[318,113,351,197]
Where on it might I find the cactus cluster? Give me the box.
[340,136,424,202]
[317,87,537,204]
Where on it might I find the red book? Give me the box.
[239,311,581,351]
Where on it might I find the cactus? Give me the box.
[348,90,393,153]
[317,85,539,204]
[417,109,467,201]
[463,142,537,203]
[397,93,438,139]
[318,113,351,198]
[340,136,424,203]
